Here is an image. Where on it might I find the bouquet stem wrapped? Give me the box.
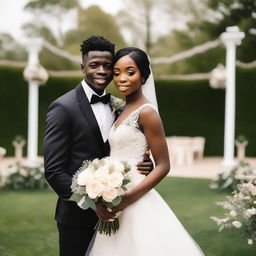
[98,218,120,236]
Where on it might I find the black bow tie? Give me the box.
[90,93,110,104]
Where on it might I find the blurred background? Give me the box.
[1,1,256,255]
[1,0,256,159]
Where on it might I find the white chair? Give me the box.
[166,136,206,166]
[167,137,194,166]
[191,137,205,160]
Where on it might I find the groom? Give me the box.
[44,36,152,256]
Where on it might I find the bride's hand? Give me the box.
[111,194,133,213]
[95,201,117,222]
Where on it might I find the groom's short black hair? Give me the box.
[80,36,115,58]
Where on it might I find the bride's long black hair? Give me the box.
[113,47,151,84]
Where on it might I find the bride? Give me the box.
[88,47,204,255]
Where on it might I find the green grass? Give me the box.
[0,177,255,256]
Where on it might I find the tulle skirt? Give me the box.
[88,188,204,256]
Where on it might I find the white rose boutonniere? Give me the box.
[110,96,125,114]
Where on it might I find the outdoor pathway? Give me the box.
[1,156,256,180]
[169,157,256,179]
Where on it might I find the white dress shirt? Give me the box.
[81,80,115,142]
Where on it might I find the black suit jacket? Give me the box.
[44,83,111,227]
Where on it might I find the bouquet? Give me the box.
[211,182,256,245]
[70,157,131,236]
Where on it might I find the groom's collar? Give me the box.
[81,79,107,101]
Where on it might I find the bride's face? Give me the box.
[113,55,143,96]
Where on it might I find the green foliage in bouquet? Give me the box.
[209,162,256,192]
[4,163,48,190]
[211,182,256,245]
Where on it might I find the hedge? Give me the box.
[0,65,255,156]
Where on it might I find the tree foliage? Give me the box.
[116,0,165,54]
[152,0,256,75]
[22,23,58,45]
[196,0,256,62]
[25,0,79,10]
[63,6,126,54]
[24,0,80,45]
[0,33,26,60]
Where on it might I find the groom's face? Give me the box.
[81,51,113,93]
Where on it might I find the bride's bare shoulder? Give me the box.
[138,105,163,131]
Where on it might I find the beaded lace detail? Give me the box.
[109,103,156,164]
[121,103,156,130]
[108,103,156,188]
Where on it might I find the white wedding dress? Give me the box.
[88,104,204,256]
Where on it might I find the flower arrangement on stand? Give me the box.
[211,182,256,245]
[70,157,131,236]
[3,162,47,190]
[209,161,256,191]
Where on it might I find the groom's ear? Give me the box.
[81,63,84,69]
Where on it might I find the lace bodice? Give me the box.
[109,103,155,164]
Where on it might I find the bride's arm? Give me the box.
[112,107,170,213]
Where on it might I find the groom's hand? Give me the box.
[95,201,116,221]
[136,150,154,175]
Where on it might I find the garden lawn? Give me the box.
[0,177,255,256]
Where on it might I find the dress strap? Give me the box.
[123,103,157,129]
[133,103,156,121]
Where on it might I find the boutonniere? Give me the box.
[110,96,125,114]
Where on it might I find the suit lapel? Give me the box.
[76,83,105,152]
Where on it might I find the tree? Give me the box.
[24,0,80,46]
[0,33,26,60]
[63,6,126,54]
[150,0,256,75]
[22,23,58,45]
[116,0,165,54]
[151,28,225,76]
[195,0,256,62]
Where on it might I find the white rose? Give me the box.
[117,187,125,196]
[77,168,93,186]
[250,208,256,215]
[248,239,253,245]
[250,187,256,196]
[108,172,124,188]
[243,183,254,191]
[246,208,256,217]
[90,159,100,170]
[102,187,118,202]
[86,180,104,199]
[230,210,237,217]
[112,161,125,173]
[94,166,110,185]
[232,221,242,228]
